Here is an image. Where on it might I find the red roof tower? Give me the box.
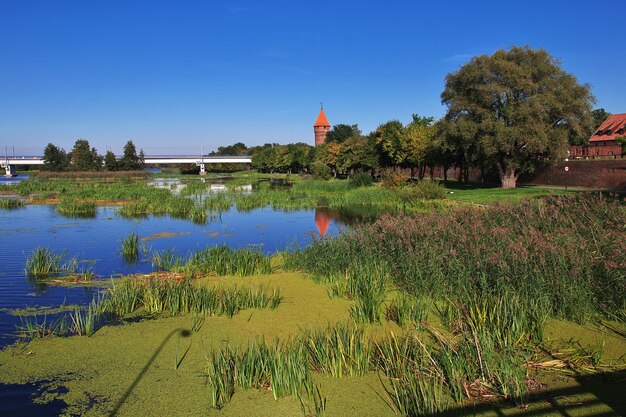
[314,104,331,146]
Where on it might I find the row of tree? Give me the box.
[222,47,611,188]
[43,140,145,171]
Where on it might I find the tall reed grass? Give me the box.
[121,232,140,263]
[0,198,25,209]
[100,277,281,318]
[25,247,77,278]
[165,245,272,277]
[56,198,97,218]
[286,193,626,322]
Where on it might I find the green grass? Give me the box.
[0,198,25,209]
[443,182,572,204]
[121,232,140,263]
[56,198,97,218]
[24,247,77,278]
[169,245,273,277]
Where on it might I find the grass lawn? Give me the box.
[443,182,573,205]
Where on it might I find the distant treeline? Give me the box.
[42,140,145,172]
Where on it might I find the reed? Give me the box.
[286,193,626,322]
[177,245,272,277]
[121,232,140,263]
[100,277,282,318]
[385,294,431,328]
[0,198,25,209]
[17,314,66,339]
[25,247,77,278]
[56,198,97,218]
[302,323,371,377]
[206,338,313,410]
[68,298,102,337]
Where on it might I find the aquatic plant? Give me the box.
[17,314,66,339]
[0,198,25,209]
[385,294,431,328]
[68,298,102,337]
[151,249,183,272]
[100,277,281,318]
[286,193,626,322]
[56,198,97,218]
[25,247,77,278]
[177,245,272,277]
[121,232,140,263]
[302,323,371,377]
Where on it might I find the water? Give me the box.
[0,173,29,185]
[0,205,348,348]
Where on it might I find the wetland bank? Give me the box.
[0,173,624,416]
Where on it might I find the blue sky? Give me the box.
[1,0,625,154]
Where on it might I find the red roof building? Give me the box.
[570,113,625,159]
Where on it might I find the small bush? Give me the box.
[310,162,331,180]
[380,168,407,188]
[414,178,446,200]
[349,173,373,188]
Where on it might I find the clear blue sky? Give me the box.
[1,0,625,154]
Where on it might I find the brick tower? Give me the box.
[314,104,330,146]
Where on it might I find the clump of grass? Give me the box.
[206,338,314,410]
[68,298,102,336]
[302,323,371,377]
[121,232,140,263]
[56,198,97,218]
[100,277,281,318]
[17,314,66,339]
[375,333,449,415]
[385,294,431,328]
[25,247,77,278]
[0,198,25,209]
[176,245,272,277]
[152,249,183,272]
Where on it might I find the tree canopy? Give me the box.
[325,124,361,144]
[68,139,102,171]
[43,143,68,171]
[119,140,140,170]
[441,46,595,188]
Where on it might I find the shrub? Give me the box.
[310,162,331,180]
[414,178,446,200]
[349,173,373,188]
[380,168,407,188]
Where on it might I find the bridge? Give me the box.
[1,155,252,176]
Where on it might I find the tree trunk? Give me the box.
[410,166,415,179]
[443,164,448,183]
[500,168,517,189]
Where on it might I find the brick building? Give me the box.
[314,106,331,146]
[570,113,625,159]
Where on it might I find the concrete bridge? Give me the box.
[1,155,252,176]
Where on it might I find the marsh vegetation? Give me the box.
[1,175,624,416]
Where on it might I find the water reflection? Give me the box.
[313,207,376,237]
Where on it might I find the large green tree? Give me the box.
[120,140,140,170]
[104,151,118,171]
[376,120,407,168]
[325,124,361,144]
[42,143,68,171]
[68,139,101,171]
[441,46,595,188]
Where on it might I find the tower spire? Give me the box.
[320,101,323,110]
